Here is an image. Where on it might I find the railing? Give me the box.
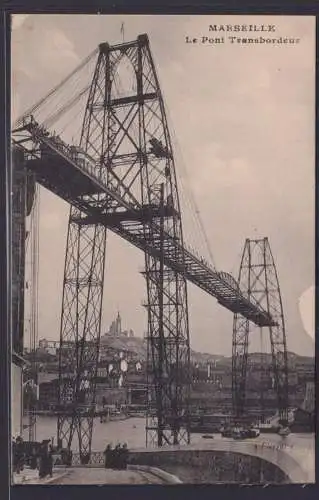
[12,116,274,327]
[71,451,105,466]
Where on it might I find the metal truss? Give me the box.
[11,36,281,455]
[232,238,289,425]
[12,117,274,328]
[57,35,191,452]
[57,215,106,459]
[57,44,111,460]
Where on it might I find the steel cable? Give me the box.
[14,48,98,129]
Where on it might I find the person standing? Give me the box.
[38,445,46,479]
[114,444,121,469]
[48,445,54,477]
[38,441,49,479]
[121,443,128,470]
[30,447,37,470]
[103,444,112,469]
[14,437,24,474]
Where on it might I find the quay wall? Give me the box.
[128,448,291,484]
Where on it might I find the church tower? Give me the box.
[115,311,122,337]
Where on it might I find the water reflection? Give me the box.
[23,416,314,454]
[24,416,148,451]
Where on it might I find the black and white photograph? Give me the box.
[11,14,315,485]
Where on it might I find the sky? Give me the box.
[12,14,315,356]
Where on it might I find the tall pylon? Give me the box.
[57,34,191,457]
[232,237,289,425]
[13,35,280,456]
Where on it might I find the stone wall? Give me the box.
[128,449,289,484]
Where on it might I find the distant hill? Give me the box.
[100,333,227,364]
[100,334,147,358]
[99,334,314,366]
[248,351,314,368]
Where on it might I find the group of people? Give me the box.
[12,436,54,479]
[13,435,130,475]
[103,443,129,470]
[12,436,25,474]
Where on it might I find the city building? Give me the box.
[103,311,135,338]
[38,339,59,355]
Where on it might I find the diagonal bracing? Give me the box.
[232,238,289,425]
[12,36,278,455]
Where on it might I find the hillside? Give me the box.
[99,334,314,366]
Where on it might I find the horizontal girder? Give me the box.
[12,121,274,328]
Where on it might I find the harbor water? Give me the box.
[23,416,315,454]
[23,416,147,451]
[24,416,214,451]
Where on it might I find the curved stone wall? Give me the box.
[128,448,290,484]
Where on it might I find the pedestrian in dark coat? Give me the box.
[39,442,49,479]
[14,437,25,474]
[38,449,46,479]
[48,446,54,477]
[121,443,128,470]
[114,444,121,469]
[103,444,112,469]
[30,448,37,470]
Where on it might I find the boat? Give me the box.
[256,422,280,434]
[190,413,231,434]
[278,426,290,437]
[220,427,233,438]
[245,427,260,438]
[202,434,214,439]
[221,426,260,439]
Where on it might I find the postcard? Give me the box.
[10,14,315,485]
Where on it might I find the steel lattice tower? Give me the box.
[57,43,110,460]
[232,238,289,425]
[57,34,191,455]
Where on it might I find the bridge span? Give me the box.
[129,433,314,484]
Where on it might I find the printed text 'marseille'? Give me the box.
[209,24,276,33]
